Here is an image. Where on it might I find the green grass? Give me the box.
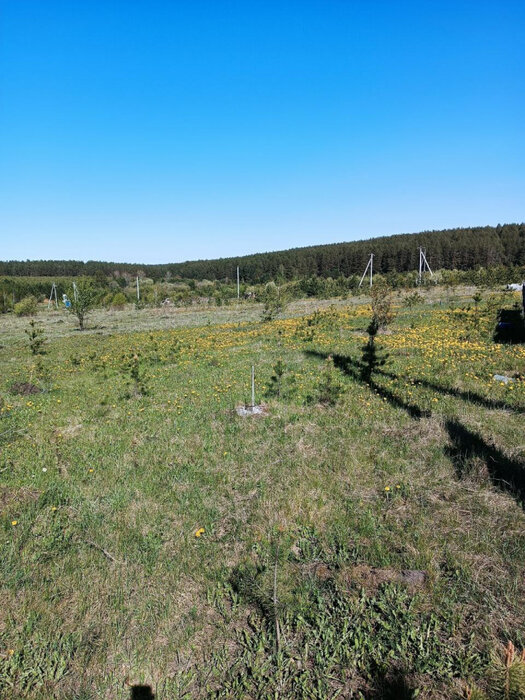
[0,290,524,699]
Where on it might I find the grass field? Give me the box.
[1,290,524,699]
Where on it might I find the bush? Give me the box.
[111,292,127,309]
[403,291,424,308]
[14,296,38,317]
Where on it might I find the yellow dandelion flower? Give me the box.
[384,486,390,492]
[11,520,18,526]
[195,527,205,537]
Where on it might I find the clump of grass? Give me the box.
[0,625,83,695]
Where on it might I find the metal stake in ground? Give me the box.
[236,365,266,416]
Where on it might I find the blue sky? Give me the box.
[0,1,524,264]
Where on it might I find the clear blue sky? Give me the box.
[1,1,523,264]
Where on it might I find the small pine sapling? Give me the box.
[315,355,343,405]
[370,281,395,330]
[120,352,149,397]
[261,282,288,322]
[25,320,47,356]
[464,641,525,700]
[403,291,424,308]
[360,318,389,383]
[266,359,286,398]
[25,320,51,388]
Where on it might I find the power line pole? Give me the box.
[237,266,240,300]
[136,276,140,301]
[417,247,433,285]
[359,254,374,288]
[47,283,58,309]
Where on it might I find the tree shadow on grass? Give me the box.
[305,349,431,420]
[379,368,525,416]
[444,419,525,507]
[305,348,525,508]
[130,686,155,700]
[325,346,525,418]
[366,669,416,699]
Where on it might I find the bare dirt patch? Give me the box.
[10,382,41,395]
[336,564,428,592]
[0,486,41,514]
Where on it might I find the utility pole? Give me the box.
[237,266,240,300]
[417,247,433,285]
[47,283,58,309]
[359,254,374,288]
[136,276,140,301]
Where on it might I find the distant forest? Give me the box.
[1,224,524,283]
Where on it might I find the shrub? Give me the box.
[14,296,38,317]
[296,307,339,342]
[403,291,424,308]
[111,292,127,309]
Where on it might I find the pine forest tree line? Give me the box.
[1,223,524,284]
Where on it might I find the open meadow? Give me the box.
[1,290,524,699]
